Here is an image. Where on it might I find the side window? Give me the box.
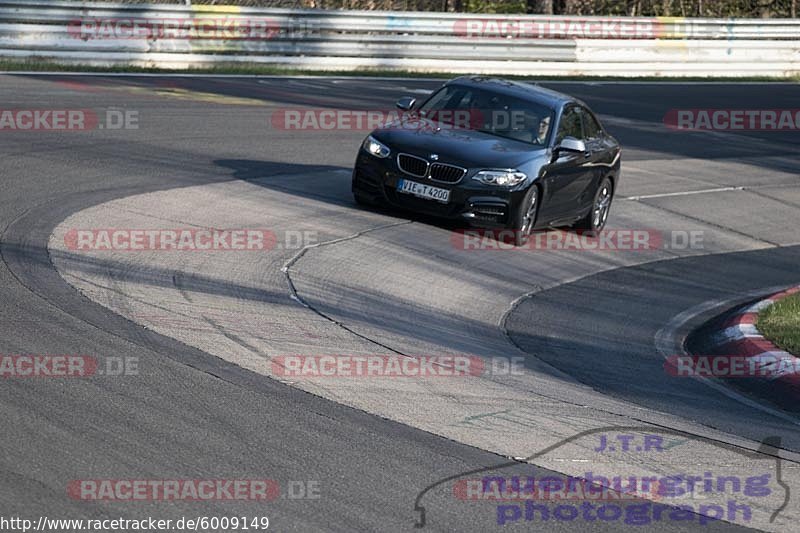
[556,107,582,144]
[580,108,602,140]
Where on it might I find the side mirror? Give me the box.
[396,96,416,111]
[556,137,586,154]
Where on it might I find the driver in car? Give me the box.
[536,116,551,145]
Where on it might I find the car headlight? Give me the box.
[362,135,391,158]
[472,170,527,187]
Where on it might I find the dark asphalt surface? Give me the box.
[506,246,800,422]
[1,74,798,532]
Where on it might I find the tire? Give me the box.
[353,191,376,207]
[575,177,613,232]
[511,186,539,247]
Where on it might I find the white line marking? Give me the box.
[627,186,745,201]
[744,299,775,313]
[710,324,762,346]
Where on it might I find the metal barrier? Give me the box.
[0,0,797,76]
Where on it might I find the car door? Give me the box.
[575,106,608,213]
[539,105,596,224]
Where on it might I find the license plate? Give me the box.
[397,179,450,203]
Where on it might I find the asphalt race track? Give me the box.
[1,74,800,532]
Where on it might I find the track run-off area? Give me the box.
[2,74,800,532]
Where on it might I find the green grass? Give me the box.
[757,293,800,355]
[0,59,799,82]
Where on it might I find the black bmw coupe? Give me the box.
[352,76,621,246]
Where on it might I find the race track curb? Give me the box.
[708,286,800,404]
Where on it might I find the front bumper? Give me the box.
[352,150,528,228]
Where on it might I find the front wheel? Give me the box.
[511,186,539,247]
[576,177,613,232]
[353,191,377,207]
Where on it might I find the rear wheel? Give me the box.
[576,177,613,232]
[512,186,539,247]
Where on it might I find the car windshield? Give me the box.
[417,84,554,147]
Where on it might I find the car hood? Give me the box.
[373,119,544,170]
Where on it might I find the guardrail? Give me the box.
[0,0,798,76]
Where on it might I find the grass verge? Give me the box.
[757,292,800,355]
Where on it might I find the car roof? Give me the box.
[445,76,580,109]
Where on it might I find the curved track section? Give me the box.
[3,74,800,531]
